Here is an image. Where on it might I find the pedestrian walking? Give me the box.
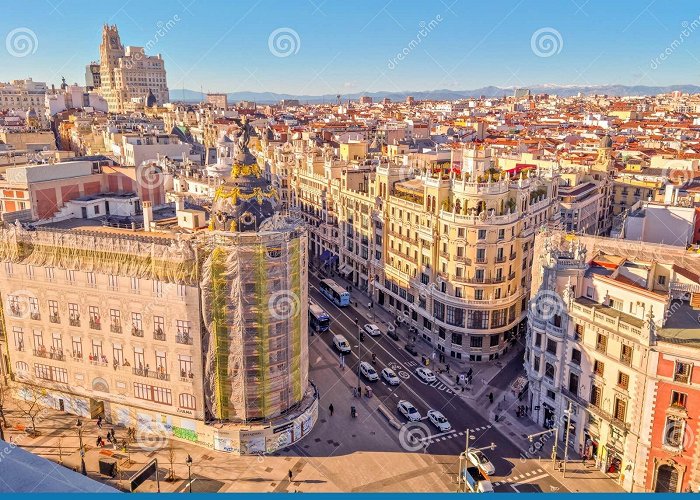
[582,455,587,467]
[288,469,293,482]
[97,415,103,429]
[488,392,494,404]
[329,403,334,416]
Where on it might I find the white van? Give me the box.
[332,334,351,354]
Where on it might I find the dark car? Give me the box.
[387,326,399,341]
[404,343,418,356]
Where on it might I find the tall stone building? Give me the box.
[98,25,169,113]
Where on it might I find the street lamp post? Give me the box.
[457,428,496,493]
[562,401,573,477]
[355,318,362,395]
[76,418,86,475]
[185,454,193,493]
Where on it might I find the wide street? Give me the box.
[298,273,572,493]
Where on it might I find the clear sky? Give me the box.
[2,0,700,95]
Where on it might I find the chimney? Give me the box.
[175,195,185,212]
[143,201,153,232]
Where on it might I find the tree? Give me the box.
[166,439,176,481]
[17,388,45,436]
[0,383,9,441]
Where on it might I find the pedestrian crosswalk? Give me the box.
[492,469,545,487]
[424,425,492,445]
[428,379,453,394]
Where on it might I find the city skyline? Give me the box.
[3,0,700,95]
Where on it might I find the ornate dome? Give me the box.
[210,119,279,232]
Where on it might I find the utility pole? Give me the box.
[562,401,572,477]
[355,318,362,395]
[527,427,559,468]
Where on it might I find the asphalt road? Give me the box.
[305,274,571,492]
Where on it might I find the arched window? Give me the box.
[179,393,196,410]
[655,464,679,492]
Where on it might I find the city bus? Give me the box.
[308,302,331,332]
[319,278,351,307]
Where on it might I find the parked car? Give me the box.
[397,400,421,421]
[468,450,496,476]
[332,334,351,354]
[363,324,381,336]
[404,343,418,356]
[427,410,451,431]
[415,366,437,383]
[359,361,379,381]
[381,367,400,385]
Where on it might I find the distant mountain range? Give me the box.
[169,84,700,104]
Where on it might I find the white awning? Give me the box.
[338,264,352,275]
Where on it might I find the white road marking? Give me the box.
[417,429,456,443]
[509,472,550,492]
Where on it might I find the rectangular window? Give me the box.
[45,267,55,280]
[110,309,122,333]
[51,332,62,351]
[671,391,687,408]
[470,335,482,348]
[108,274,118,289]
[620,344,632,366]
[664,417,684,447]
[69,303,80,326]
[533,355,540,372]
[590,385,602,407]
[568,372,579,395]
[152,280,164,297]
[546,339,557,355]
[178,354,193,379]
[89,306,101,329]
[13,327,24,351]
[490,334,500,347]
[131,313,143,336]
[674,362,692,384]
[571,348,581,365]
[177,284,187,298]
[86,272,96,286]
[113,343,124,366]
[71,337,82,358]
[544,362,555,379]
[133,383,172,405]
[154,316,165,340]
[593,359,605,376]
[34,363,68,383]
[617,371,629,390]
[130,277,140,291]
[613,397,627,422]
[596,333,607,354]
[155,351,167,374]
[134,347,145,370]
[32,330,43,350]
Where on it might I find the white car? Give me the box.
[381,367,400,385]
[468,450,496,476]
[427,410,451,431]
[397,400,421,421]
[332,334,351,354]
[360,361,379,381]
[414,366,437,383]
[363,324,381,336]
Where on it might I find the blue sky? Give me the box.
[2,0,700,94]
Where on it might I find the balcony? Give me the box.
[620,354,632,367]
[49,313,60,324]
[110,323,122,334]
[30,312,41,321]
[509,252,517,261]
[69,316,81,327]
[89,357,108,367]
[495,255,506,264]
[561,387,587,407]
[71,353,83,362]
[475,257,487,264]
[179,371,195,383]
[89,318,102,330]
[508,271,516,281]
[33,348,66,361]
[131,327,144,338]
[133,367,170,381]
[176,333,193,345]
[153,329,166,341]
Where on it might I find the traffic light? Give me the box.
[359,331,365,342]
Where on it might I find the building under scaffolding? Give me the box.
[0,119,316,455]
